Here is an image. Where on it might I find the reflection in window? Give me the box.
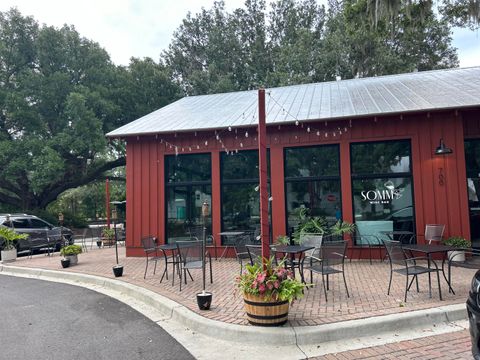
[465,139,480,246]
[285,145,341,231]
[220,150,270,240]
[351,141,414,245]
[351,141,411,175]
[165,154,211,243]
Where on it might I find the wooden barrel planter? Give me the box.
[243,293,289,326]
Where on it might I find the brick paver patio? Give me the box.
[8,246,476,327]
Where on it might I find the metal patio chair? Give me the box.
[425,224,445,244]
[304,240,349,301]
[234,234,252,274]
[350,234,383,264]
[141,235,163,279]
[176,240,212,291]
[383,239,442,302]
[246,244,262,265]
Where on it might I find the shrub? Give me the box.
[60,244,83,256]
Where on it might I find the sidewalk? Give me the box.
[0,246,475,358]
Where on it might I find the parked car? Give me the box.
[0,214,73,254]
[467,270,480,359]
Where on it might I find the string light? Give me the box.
[307,127,311,133]
[228,126,232,131]
[245,131,249,138]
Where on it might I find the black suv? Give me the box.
[0,214,73,254]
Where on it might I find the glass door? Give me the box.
[465,140,480,248]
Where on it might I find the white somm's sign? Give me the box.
[361,181,404,205]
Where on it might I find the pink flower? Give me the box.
[256,273,266,283]
[267,282,274,290]
[274,280,280,289]
[258,284,266,293]
[251,281,257,289]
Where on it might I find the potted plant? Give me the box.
[275,235,290,245]
[60,244,83,265]
[236,257,308,326]
[292,208,326,245]
[101,228,115,247]
[0,228,28,262]
[329,220,356,239]
[443,236,471,262]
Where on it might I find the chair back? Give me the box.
[425,224,445,244]
[321,240,347,267]
[176,240,203,265]
[382,240,406,265]
[301,234,323,257]
[233,234,250,255]
[246,244,262,264]
[141,236,157,252]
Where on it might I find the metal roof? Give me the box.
[107,67,480,137]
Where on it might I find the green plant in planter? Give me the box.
[276,235,290,245]
[442,236,471,248]
[329,220,356,237]
[0,227,28,250]
[101,228,115,240]
[292,208,327,244]
[236,257,309,303]
[60,244,83,256]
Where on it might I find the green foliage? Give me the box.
[60,244,83,256]
[0,228,29,250]
[292,208,327,244]
[235,256,309,303]
[0,8,179,212]
[443,236,471,248]
[330,220,356,236]
[101,228,116,240]
[276,235,290,245]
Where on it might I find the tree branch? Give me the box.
[38,157,126,208]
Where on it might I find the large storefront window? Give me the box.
[465,139,480,248]
[165,154,211,243]
[285,145,341,231]
[351,140,415,244]
[220,150,269,240]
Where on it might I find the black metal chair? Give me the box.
[350,235,383,264]
[246,244,262,265]
[446,248,480,294]
[176,240,212,291]
[304,240,350,301]
[188,225,218,260]
[234,234,252,274]
[383,240,442,302]
[141,236,163,279]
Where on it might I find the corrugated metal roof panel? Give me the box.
[107,67,480,137]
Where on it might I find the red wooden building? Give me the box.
[107,67,480,257]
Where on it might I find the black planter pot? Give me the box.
[113,265,124,277]
[96,240,103,248]
[61,258,70,268]
[196,292,213,310]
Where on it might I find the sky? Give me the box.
[1,0,479,68]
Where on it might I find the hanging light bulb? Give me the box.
[307,127,311,133]
[316,131,320,136]
[216,134,220,140]
[205,140,208,146]
[228,126,232,131]
[325,133,328,138]
[240,142,243,148]
[189,147,192,151]
[245,131,249,138]
[197,145,200,149]
[295,120,299,126]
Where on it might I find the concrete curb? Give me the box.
[0,264,467,346]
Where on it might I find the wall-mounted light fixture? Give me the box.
[434,138,453,155]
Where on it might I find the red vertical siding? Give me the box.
[124,108,479,256]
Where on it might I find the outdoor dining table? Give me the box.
[402,244,456,294]
[218,231,245,260]
[271,245,315,283]
[157,243,179,284]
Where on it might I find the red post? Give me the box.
[106,178,111,228]
[258,89,270,261]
